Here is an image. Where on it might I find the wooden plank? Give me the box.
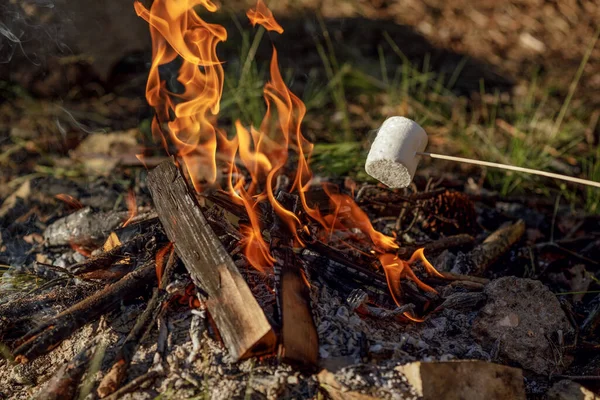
[279,263,319,367]
[271,192,318,368]
[147,159,275,361]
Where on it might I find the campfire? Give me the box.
[130,0,449,364]
[2,0,599,399]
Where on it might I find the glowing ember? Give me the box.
[155,242,173,283]
[136,0,442,319]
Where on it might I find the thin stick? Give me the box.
[417,152,600,188]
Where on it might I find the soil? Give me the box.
[1,1,600,399]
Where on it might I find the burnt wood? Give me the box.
[271,192,318,368]
[469,219,525,276]
[147,159,275,361]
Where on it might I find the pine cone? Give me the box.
[421,190,477,235]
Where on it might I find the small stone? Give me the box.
[72,251,87,263]
[335,306,349,322]
[287,375,299,385]
[498,313,519,327]
[396,360,525,400]
[547,380,600,400]
[369,344,383,353]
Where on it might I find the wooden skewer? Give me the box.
[416,152,600,189]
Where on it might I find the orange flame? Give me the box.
[122,189,138,228]
[136,0,442,319]
[134,0,226,192]
[246,0,283,34]
[155,242,174,283]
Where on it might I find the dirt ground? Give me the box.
[1,1,600,399]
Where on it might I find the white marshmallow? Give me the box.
[365,117,428,188]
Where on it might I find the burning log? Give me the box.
[13,261,156,363]
[270,193,318,368]
[147,159,276,361]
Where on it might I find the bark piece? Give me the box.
[396,360,526,400]
[453,219,525,276]
[147,159,275,361]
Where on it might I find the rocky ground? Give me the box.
[1,0,600,399]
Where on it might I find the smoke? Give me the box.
[0,0,71,66]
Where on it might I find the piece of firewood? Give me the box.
[147,159,275,361]
[271,192,318,368]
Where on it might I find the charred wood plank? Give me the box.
[271,192,318,368]
[300,247,395,309]
[147,159,275,361]
[13,262,156,363]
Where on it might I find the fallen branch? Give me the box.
[97,250,177,398]
[33,343,96,400]
[13,262,156,363]
[103,370,163,400]
[468,219,525,276]
[0,282,101,343]
[68,231,154,275]
[397,234,475,257]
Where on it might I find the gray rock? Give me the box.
[472,277,574,375]
[547,380,600,400]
